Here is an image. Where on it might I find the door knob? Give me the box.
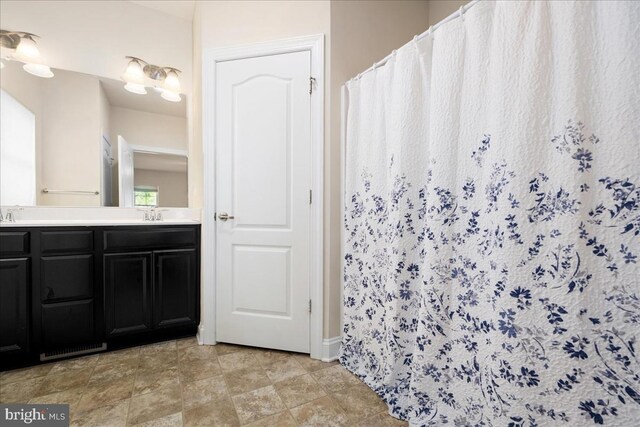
[218,212,235,221]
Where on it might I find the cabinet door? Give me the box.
[104,252,152,337]
[0,258,29,355]
[154,249,197,329]
[41,300,95,349]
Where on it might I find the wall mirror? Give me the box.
[0,60,188,208]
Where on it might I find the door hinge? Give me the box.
[309,189,313,204]
[309,299,312,313]
[309,77,316,95]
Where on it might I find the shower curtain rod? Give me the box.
[348,0,481,83]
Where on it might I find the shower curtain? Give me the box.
[341,1,640,426]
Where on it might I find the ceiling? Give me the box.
[129,1,195,22]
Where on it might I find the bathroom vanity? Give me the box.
[0,221,200,369]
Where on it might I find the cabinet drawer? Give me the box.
[0,232,30,255]
[41,230,93,254]
[41,299,95,349]
[41,255,94,302]
[103,228,197,252]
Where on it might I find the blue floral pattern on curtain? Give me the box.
[340,3,640,425]
[341,122,639,425]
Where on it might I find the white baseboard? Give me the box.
[197,324,212,345]
[196,325,203,345]
[198,323,339,360]
[321,336,342,362]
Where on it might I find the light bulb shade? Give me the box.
[23,63,54,78]
[161,90,181,103]
[14,37,41,63]
[163,70,181,93]
[124,82,147,95]
[122,59,145,85]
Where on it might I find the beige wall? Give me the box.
[134,169,188,207]
[198,1,331,47]
[428,0,470,25]
[190,4,203,210]
[39,70,102,206]
[110,107,187,152]
[187,2,204,208]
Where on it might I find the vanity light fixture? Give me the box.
[0,30,54,78]
[121,56,182,103]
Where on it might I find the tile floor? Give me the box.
[0,338,407,426]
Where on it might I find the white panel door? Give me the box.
[215,51,311,353]
[117,135,134,208]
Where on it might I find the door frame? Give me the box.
[201,34,325,359]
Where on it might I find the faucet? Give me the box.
[1,207,23,223]
[153,209,167,221]
[137,208,152,221]
[137,208,166,221]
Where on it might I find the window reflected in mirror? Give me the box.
[134,186,159,208]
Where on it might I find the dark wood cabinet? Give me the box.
[104,243,199,340]
[0,224,199,370]
[104,252,153,337]
[38,230,100,354]
[154,249,198,329]
[102,227,200,342]
[0,258,30,357]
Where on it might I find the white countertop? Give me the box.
[0,219,201,227]
[0,207,201,227]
